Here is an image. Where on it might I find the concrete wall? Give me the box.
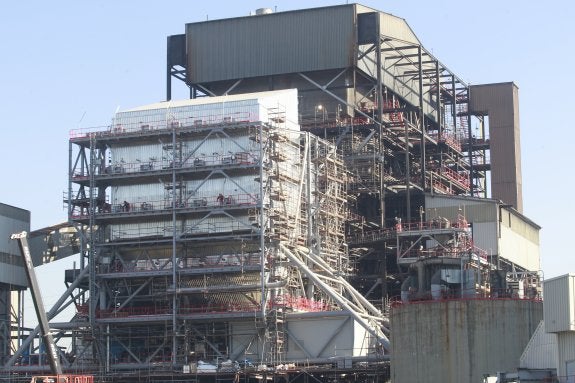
[390,299,542,383]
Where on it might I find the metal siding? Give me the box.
[558,332,575,378]
[0,203,30,223]
[427,202,498,223]
[230,321,263,360]
[0,206,30,287]
[499,224,540,271]
[519,320,558,369]
[378,12,420,44]
[544,275,575,333]
[471,221,498,258]
[108,89,304,241]
[285,315,356,359]
[186,6,355,83]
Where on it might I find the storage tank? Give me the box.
[390,299,542,383]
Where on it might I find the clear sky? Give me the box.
[1,0,572,316]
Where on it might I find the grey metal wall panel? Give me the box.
[0,203,29,223]
[0,204,29,287]
[424,194,498,222]
[186,5,355,83]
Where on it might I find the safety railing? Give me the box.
[268,294,329,312]
[107,218,257,241]
[96,302,262,318]
[440,166,470,189]
[348,216,470,244]
[69,111,260,140]
[89,151,260,177]
[430,132,462,152]
[69,193,260,220]
[102,253,262,273]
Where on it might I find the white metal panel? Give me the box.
[285,314,360,359]
[378,11,420,44]
[499,224,540,271]
[470,222,498,259]
[115,99,261,131]
[557,332,575,379]
[114,90,300,133]
[111,183,164,211]
[258,89,300,130]
[519,320,558,369]
[353,319,371,356]
[544,274,575,333]
[110,220,172,240]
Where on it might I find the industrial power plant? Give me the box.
[3,3,569,383]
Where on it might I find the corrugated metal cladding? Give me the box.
[425,194,497,222]
[544,274,575,333]
[501,209,539,244]
[499,224,540,270]
[557,332,575,378]
[519,320,558,369]
[471,221,498,258]
[0,203,29,287]
[186,5,355,83]
[354,4,420,44]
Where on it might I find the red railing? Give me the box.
[269,294,329,312]
[69,192,260,220]
[97,303,260,319]
[69,112,260,140]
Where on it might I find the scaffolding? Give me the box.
[14,91,387,381]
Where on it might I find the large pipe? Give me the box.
[280,244,390,350]
[10,232,63,374]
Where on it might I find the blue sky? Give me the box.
[0,0,572,310]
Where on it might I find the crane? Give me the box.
[11,231,93,383]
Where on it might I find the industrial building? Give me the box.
[1,3,546,383]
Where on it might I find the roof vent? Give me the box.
[255,8,273,15]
